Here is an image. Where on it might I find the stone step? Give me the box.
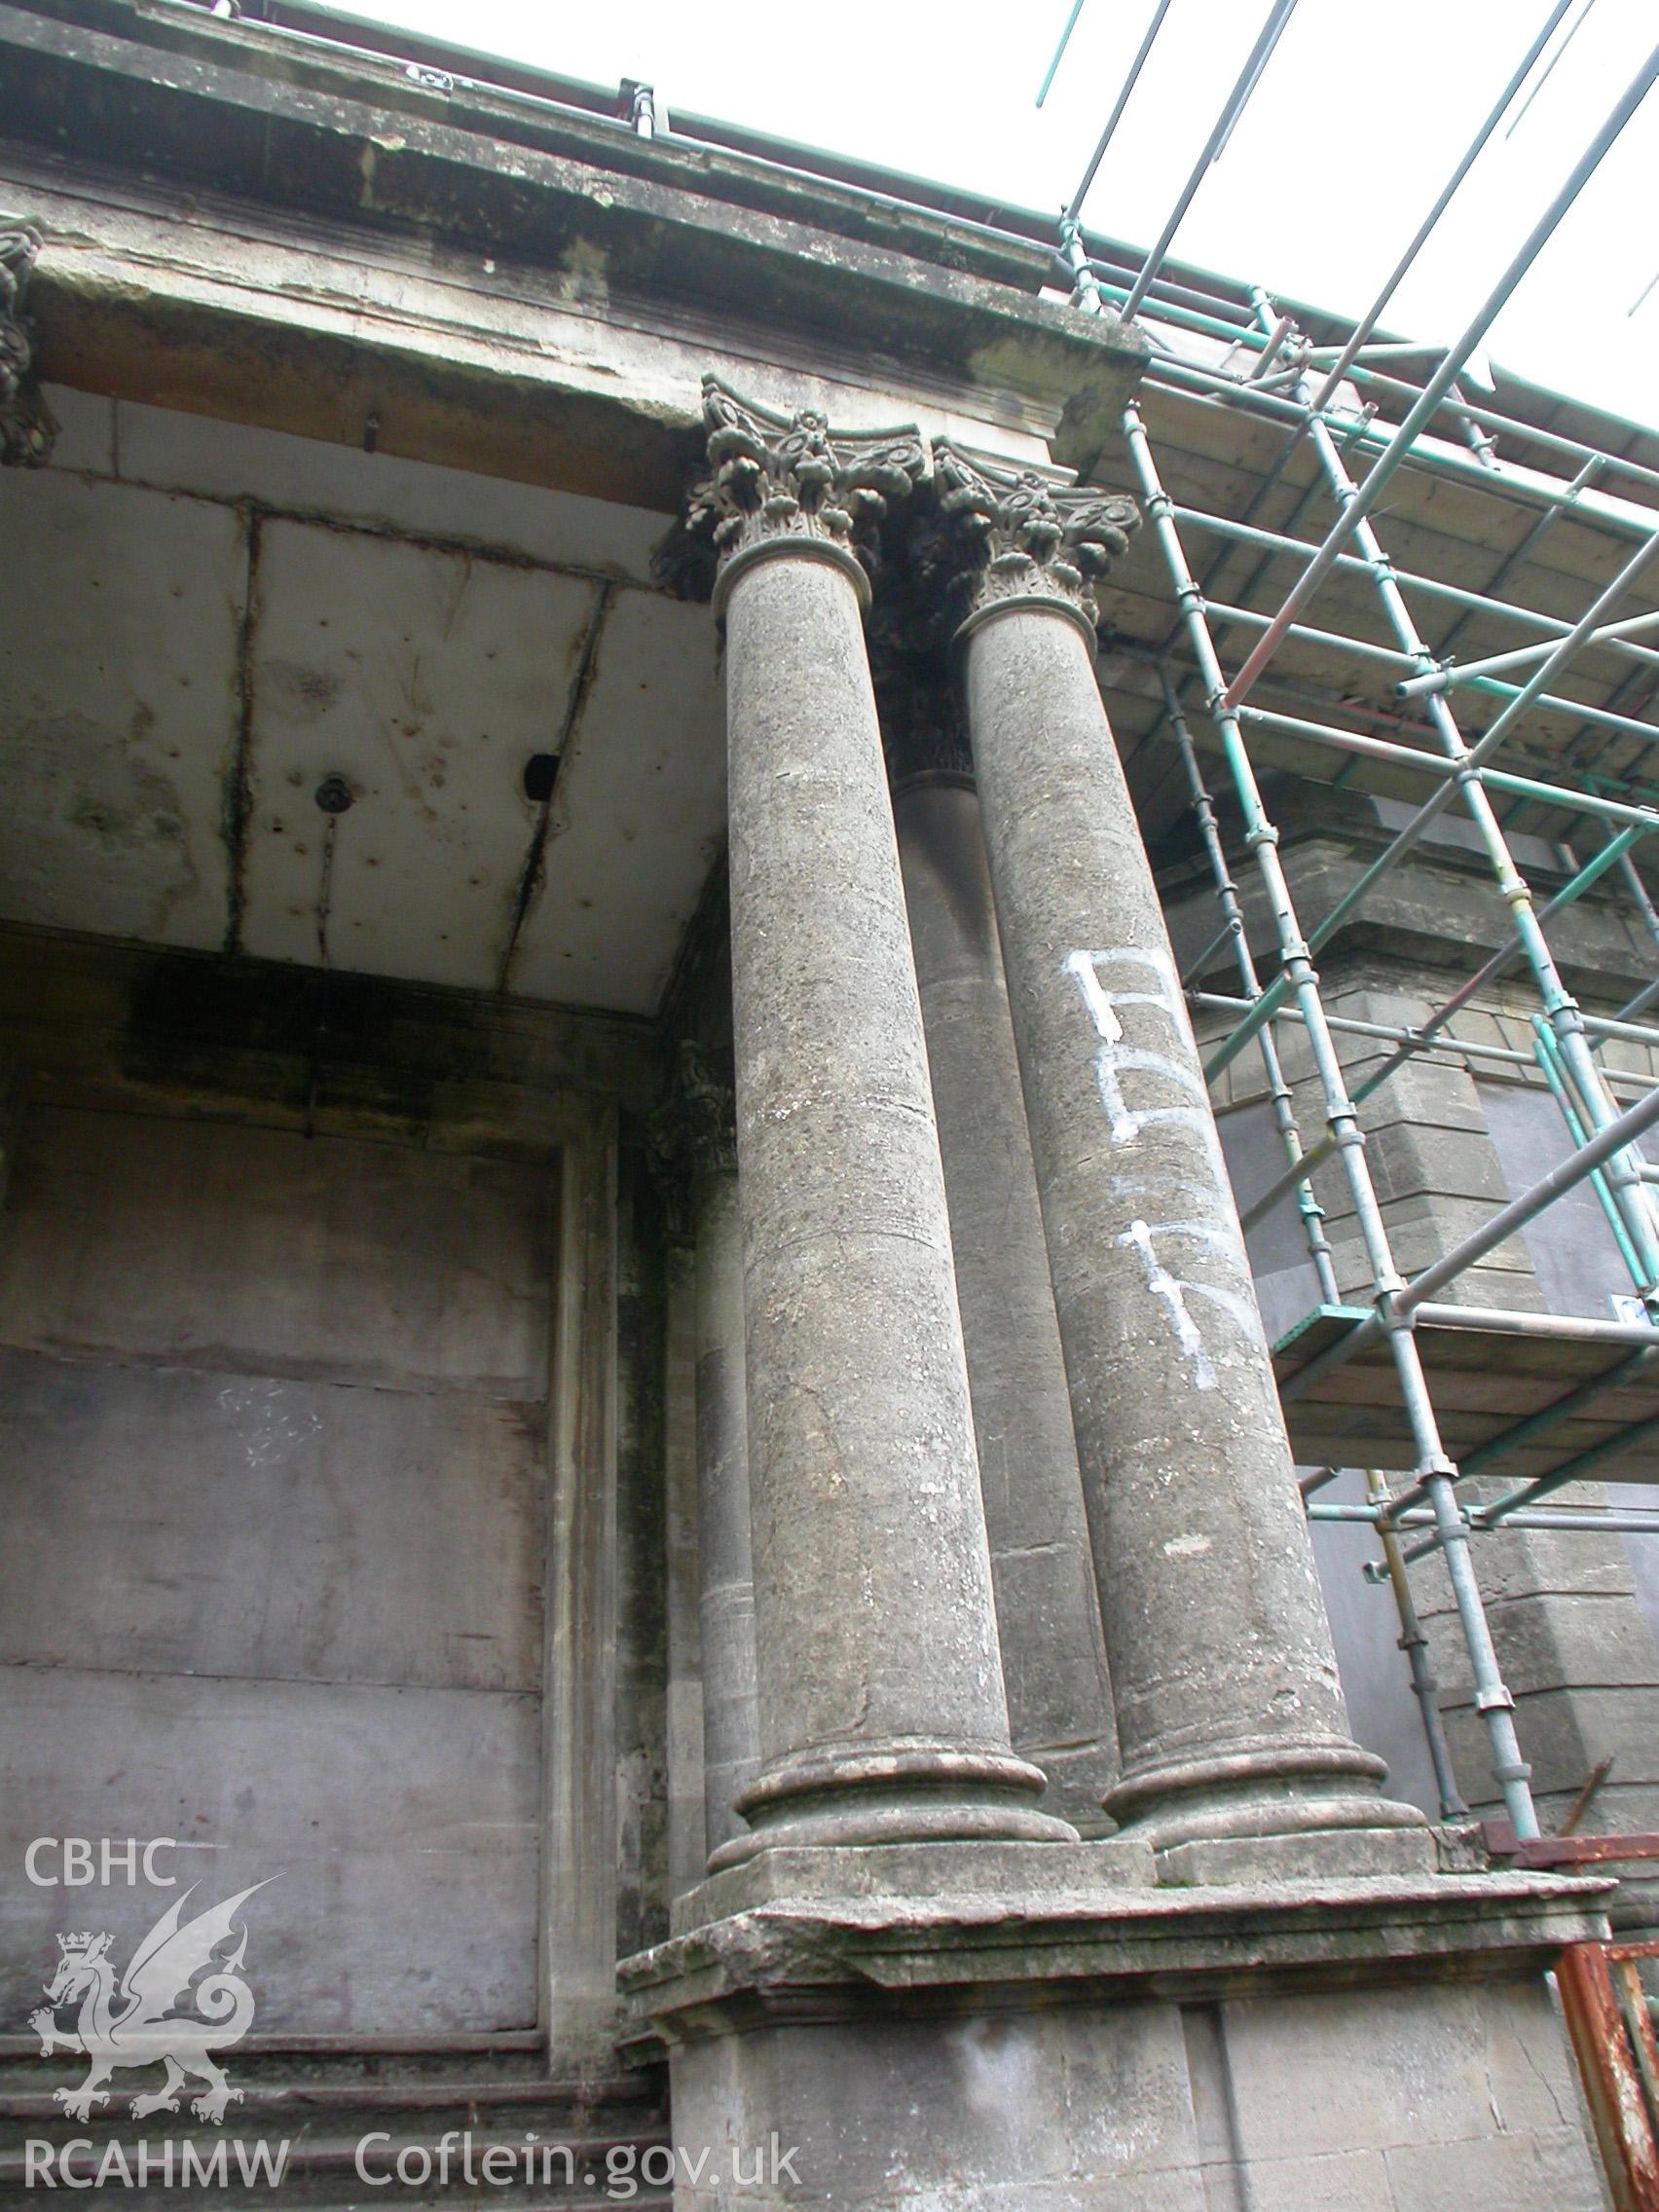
[0,2046,625,2091]
[0,2074,662,2144]
[0,2126,674,2210]
[0,2056,671,2209]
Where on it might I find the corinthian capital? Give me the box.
[0,224,56,469]
[682,376,929,608]
[925,441,1138,640]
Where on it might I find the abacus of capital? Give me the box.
[620,377,1609,2210]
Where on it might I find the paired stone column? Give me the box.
[889,757,1118,1827]
[689,380,1072,1859]
[927,446,1427,1875]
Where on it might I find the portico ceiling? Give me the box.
[0,387,726,1017]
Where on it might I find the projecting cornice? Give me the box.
[0,1,1148,502]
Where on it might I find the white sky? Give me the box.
[335,0,1657,429]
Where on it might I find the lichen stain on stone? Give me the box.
[557,238,610,311]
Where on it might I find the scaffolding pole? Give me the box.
[1124,397,1544,1837]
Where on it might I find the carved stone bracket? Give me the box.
[923,440,1138,644]
[0,224,57,469]
[646,1040,738,1243]
[676,376,929,610]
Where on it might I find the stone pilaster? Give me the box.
[649,1042,759,1862]
[0,225,56,468]
[925,442,1429,1878]
[687,379,1072,1857]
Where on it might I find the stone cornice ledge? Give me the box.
[0,2,1150,490]
[619,1869,1612,2043]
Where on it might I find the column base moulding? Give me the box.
[711,1745,1079,1866]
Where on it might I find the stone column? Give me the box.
[928,445,1427,1877]
[888,756,1118,1827]
[689,378,1072,1859]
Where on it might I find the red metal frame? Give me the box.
[1559,1939,1659,2212]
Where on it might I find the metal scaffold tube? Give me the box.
[1283,391,1659,1298]
[1159,660,1342,1305]
[1222,40,1659,711]
[1307,0,1576,413]
[1116,0,1301,322]
[1033,0,1659,1855]
[1123,397,1541,1838]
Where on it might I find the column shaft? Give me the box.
[894,773,1118,1825]
[691,1166,759,1859]
[721,541,1068,1853]
[951,537,1424,1865]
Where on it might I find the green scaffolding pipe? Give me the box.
[1530,1018,1653,1295]
[1144,357,1659,545]
[1124,392,1542,1841]
[1170,504,1659,671]
[1228,825,1651,1237]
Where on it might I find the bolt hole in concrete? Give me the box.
[313,775,354,815]
[522,752,559,804]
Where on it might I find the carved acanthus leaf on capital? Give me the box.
[684,375,929,595]
[0,224,57,469]
[646,1040,738,1241]
[925,441,1139,635]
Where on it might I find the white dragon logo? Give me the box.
[29,1883,271,2124]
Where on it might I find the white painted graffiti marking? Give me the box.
[1062,946,1210,1147]
[1116,1219,1216,1391]
[1066,948,1258,1389]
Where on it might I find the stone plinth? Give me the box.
[621,1851,1611,2211]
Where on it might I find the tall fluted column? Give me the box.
[926,446,1427,1875]
[887,749,1118,1828]
[690,379,1073,1860]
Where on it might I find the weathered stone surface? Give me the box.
[710,388,1069,1856]
[0,1346,543,1689]
[0,1666,540,2034]
[0,220,55,465]
[936,464,1421,1873]
[694,1162,759,1861]
[668,1999,1206,2210]
[628,1874,1611,2209]
[0,1103,553,1393]
[0,2,1148,502]
[894,773,1118,1828]
[628,1867,1611,2018]
[670,1838,1155,1934]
